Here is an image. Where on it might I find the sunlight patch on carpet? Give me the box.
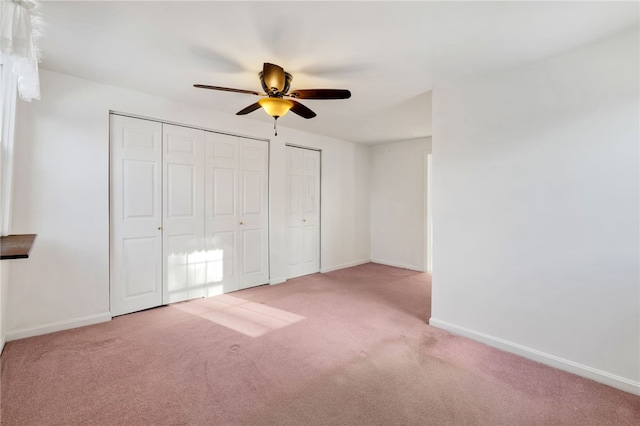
[171,295,305,337]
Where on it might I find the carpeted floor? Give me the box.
[1,263,639,425]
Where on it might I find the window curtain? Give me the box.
[0,0,41,235]
[1,0,41,102]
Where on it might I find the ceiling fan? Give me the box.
[194,63,351,135]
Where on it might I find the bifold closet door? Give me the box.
[110,115,163,316]
[163,124,205,304]
[204,132,269,294]
[238,137,269,289]
[111,115,269,315]
[286,146,320,279]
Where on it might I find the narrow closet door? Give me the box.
[301,148,321,275]
[238,139,269,289]
[286,146,320,279]
[204,132,239,295]
[110,115,163,316]
[163,124,205,303]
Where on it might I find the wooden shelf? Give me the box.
[1,234,37,260]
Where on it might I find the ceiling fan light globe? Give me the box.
[258,98,294,118]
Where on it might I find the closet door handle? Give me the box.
[239,222,244,225]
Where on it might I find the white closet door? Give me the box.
[205,132,269,293]
[238,139,269,289]
[204,132,239,295]
[112,116,269,314]
[110,115,163,316]
[286,147,304,278]
[286,146,320,279]
[163,124,205,303]
[301,149,321,275]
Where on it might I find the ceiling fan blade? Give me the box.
[263,63,286,93]
[288,89,351,100]
[236,102,262,115]
[194,84,261,96]
[290,100,317,119]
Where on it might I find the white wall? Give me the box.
[430,29,639,394]
[319,140,372,272]
[370,137,431,271]
[7,69,371,339]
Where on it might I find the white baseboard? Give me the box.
[6,312,112,342]
[269,277,287,285]
[320,258,371,273]
[429,318,640,396]
[370,259,424,272]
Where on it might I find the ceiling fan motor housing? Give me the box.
[260,71,292,96]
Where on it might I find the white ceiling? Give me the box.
[36,1,638,145]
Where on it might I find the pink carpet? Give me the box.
[1,263,639,425]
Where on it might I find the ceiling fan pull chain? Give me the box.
[274,117,278,136]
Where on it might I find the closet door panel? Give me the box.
[122,237,159,297]
[213,168,236,216]
[302,149,321,275]
[242,229,263,274]
[238,140,269,289]
[123,160,156,219]
[110,115,163,316]
[205,132,240,294]
[286,146,320,278]
[207,230,235,296]
[242,170,264,215]
[285,147,304,278]
[303,226,319,265]
[166,164,195,217]
[163,124,205,303]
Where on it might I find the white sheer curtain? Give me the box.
[1,0,41,102]
[1,0,41,235]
